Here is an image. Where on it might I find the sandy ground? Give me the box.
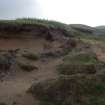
[0,38,63,105]
[0,37,105,105]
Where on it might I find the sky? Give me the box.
[0,0,105,26]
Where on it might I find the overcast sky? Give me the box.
[0,0,105,26]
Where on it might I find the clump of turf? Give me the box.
[29,75,105,105]
[22,53,40,61]
[57,51,104,75]
[18,62,38,72]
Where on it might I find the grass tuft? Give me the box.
[22,53,40,61]
[18,62,38,72]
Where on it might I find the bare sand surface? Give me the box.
[0,38,63,105]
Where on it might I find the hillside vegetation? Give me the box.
[0,18,67,28]
[0,18,105,105]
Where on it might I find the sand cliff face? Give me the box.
[0,23,71,39]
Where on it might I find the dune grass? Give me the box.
[22,53,40,61]
[0,18,67,29]
[57,51,104,75]
[18,62,38,72]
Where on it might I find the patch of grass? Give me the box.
[29,76,105,105]
[22,53,40,61]
[63,51,98,64]
[76,30,105,42]
[57,51,104,75]
[18,62,38,72]
[57,63,97,75]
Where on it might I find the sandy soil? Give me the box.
[87,40,105,61]
[1,37,105,105]
[0,38,63,105]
